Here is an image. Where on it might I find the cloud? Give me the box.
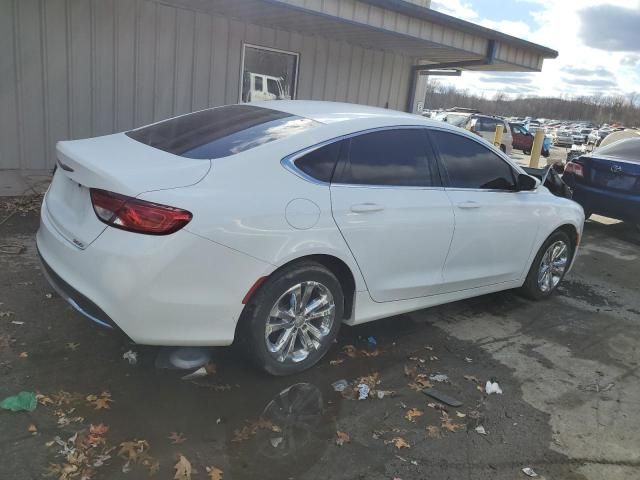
[561,66,613,77]
[621,54,640,66]
[578,5,640,51]
[562,77,618,88]
[477,73,534,84]
[429,0,640,98]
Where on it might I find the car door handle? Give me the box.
[350,203,385,213]
[457,201,481,209]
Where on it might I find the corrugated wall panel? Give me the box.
[1,0,414,172]
[17,0,47,169]
[0,0,20,169]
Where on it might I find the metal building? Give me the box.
[0,0,557,189]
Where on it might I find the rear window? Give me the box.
[596,138,640,162]
[126,105,319,159]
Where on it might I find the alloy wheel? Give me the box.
[265,281,335,363]
[537,240,569,293]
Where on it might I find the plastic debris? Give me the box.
[357,383,370,400]
[422,388,463,407]
[332,379,349,392]
[270,437,284,448]
[45,293,53,299]
[367,336,377,346]
[522,467,538,477]
[475,425,487,435]
[429,373,449,383]
[180,366,209,380]
[11,320,24,325]
[376,390,393,399]
[485,380,503,395]
[122,350,137,365]
[0,391,37,412]
[464,357,473,363]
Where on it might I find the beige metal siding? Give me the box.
[0,0,413,171]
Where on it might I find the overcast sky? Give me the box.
[429,0,640,99]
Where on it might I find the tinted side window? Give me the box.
[337,129,435,187]
[430,130,516,190]
[294,141,342,183]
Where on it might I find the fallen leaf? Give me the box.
[174,454,192,480]
[361,348,382,357]
[404,408,424,422]
[335,431,350,446]
[88,392,113,410]
[342,345,358,358]
[441,413,465,433]
[464,375,479,383]
[66,342,80,351]
[408,374,432,391]
[426,402,448,413]
[168,432,187,444]
[206,466,224,480]
[0,311,14,318]
[37,393,54,406]
[28,423,38,434]
[425,425,440,438]
[329,358,345,366]
[19,351,28,358]
[391,437,410,449]
[118,439,150,463]
[456,411,466,418]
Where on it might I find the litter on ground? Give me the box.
[332,379,349,392]
[122,350,137,365]
[0,391,37,412]
[357,384,370,400]
[485,380,503,395]
[522,467,538,477]
[422,388,463,407]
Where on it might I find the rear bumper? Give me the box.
[566,181,640,222]
[37,197,273,346]
[39,250,119,330]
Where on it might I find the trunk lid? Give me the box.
[583,155,640,193]
[46,133,210,249]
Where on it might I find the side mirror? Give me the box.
[517,173,537,191]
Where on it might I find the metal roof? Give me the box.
[362,0,558,58]
[173,0,557,72]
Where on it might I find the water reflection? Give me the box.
[227,382,333,479]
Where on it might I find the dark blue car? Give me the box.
[563,138,640,228]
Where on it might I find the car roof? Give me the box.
[249,100,442,127]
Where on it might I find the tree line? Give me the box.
[423,80,640,126]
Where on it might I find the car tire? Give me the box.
[519,230,573,300]
[238,261,344,376]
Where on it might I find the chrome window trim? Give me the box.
[281,125,439,188]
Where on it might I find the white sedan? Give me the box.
[37,101,584,375]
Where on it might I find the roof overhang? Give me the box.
[161,0,557,72]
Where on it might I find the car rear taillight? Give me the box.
[564,161,584,178]
[90,189,192,235]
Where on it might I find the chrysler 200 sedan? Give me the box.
[37,101,584,375]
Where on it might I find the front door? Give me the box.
[330,128,455,302]
[428,129,540,291]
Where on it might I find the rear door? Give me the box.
[330,128,455,302]
[429,129,540,291]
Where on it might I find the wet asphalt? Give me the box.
[1,207,639,480]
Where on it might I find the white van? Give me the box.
[247,73,291,102]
